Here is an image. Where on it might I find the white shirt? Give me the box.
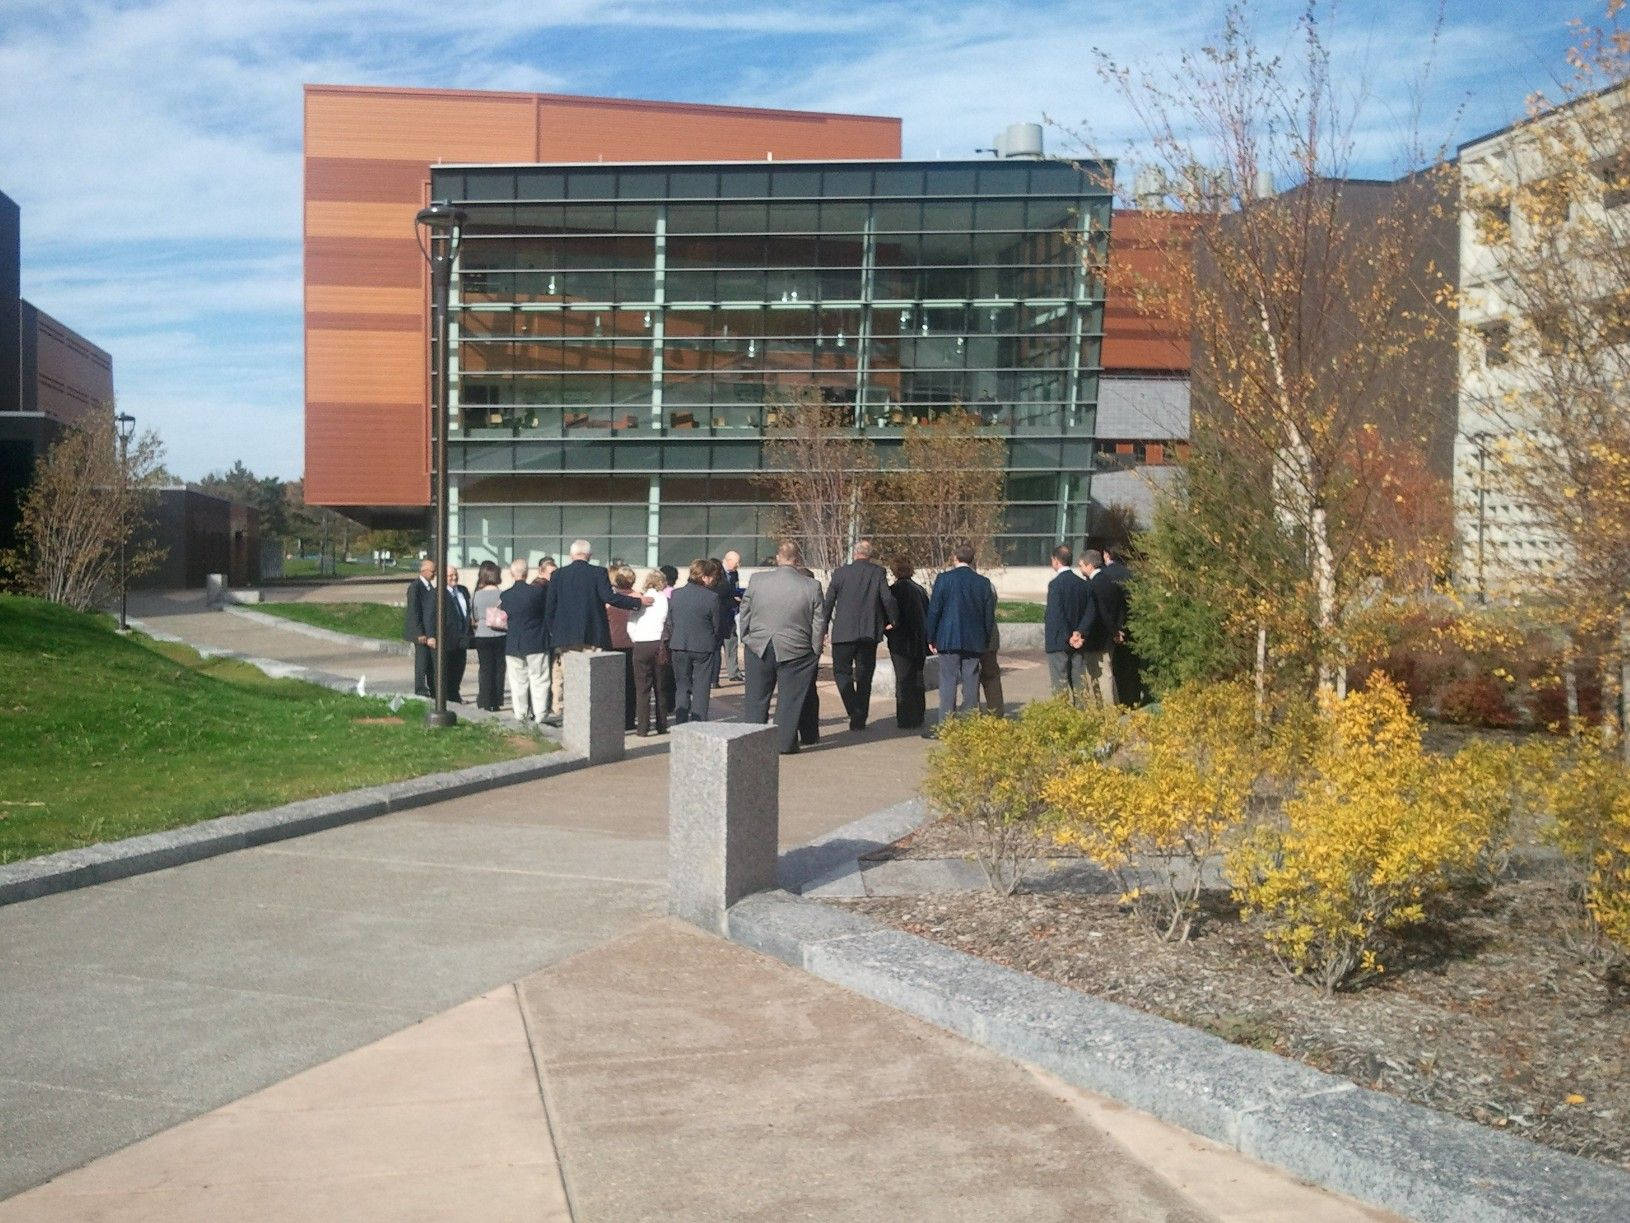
[627,588,670,642]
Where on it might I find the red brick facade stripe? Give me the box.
[306,236,424,288]
[306,311,423,332]
[305,157,430,203]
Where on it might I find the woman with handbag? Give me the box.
[627,568,671,736]
[470,560,508,712]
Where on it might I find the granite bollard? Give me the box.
[668,720,780,934]
[562,649,626,764]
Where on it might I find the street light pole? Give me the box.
[115,412,136,631]
[416,203,467,729]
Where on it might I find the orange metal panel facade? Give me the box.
[303,85,901,510]
[1101,210,1195,375]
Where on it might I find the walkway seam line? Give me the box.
[514,980,579,1223]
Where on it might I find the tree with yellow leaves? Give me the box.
[1458,4,1630,754]
[1085,2,1458,693]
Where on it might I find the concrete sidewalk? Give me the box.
[1,921,1392,1222]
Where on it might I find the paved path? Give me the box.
[0,596,1392,1218]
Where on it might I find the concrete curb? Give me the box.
[0,751,588,907]
[223,605,413,656]
[727,892,1630,1223]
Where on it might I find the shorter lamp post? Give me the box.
[115,411,136,631]
[415,202,467,729]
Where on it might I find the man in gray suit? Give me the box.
[738,540,827,755]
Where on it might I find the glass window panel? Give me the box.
[718,269,766,300]
[873,233,920,266]
[819,267,863,299]
[872,267,919,299]
[977,164,1030,195]
[873,166,926,196]
[716,201,769,232]
[820,201,868,231]
[461,173,513,202]
[921,267,975,299]
[1027,198,1082,233]
[770,169,821,198]
[920,230,973,265]
[822,168,873,197]
[613,270,655,302]
[616,171,667,198]
[666,270,716,301]
[764,234,818,267]
[665,203,717,233]
[717,168,771,198]
[921,200,975,231]
[924,167,979,195]
[764,202,820,232]
[615,203,659,232]
[871,201,920,232]
[818,233,865,267]
[562,203,616,231]
[669,170,718,198]
[564,172,615,201]
[515,171,566,199]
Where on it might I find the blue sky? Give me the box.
[0,0,1601,480]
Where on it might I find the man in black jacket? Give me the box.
[1070,548,1125,707]
[822,539,899,731]
[501,557,550,724]
[442,565,473,703]
[1044,544,1091,703]
[884,556,930,730]
[1101,541,1142,707]
[402,558,438,697]
[544,540,647,724]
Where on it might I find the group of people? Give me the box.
[1042,540,1138,708]
[402,533,1138,747]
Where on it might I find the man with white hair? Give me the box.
[544,540,648,724]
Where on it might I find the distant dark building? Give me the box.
[0,188,116,549]
[133,489,261,590]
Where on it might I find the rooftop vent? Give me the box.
[995,122,1044,160]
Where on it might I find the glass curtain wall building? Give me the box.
[432,157,1111,566]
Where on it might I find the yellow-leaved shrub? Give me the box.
[1227,677,1496,993]
[922,700,1118,895]
[1045,682,1263,941]
[1540,734,1630,962]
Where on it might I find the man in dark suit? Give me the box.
[1044,544,1091,703]
[884,556,930,730]
[665,559,723,724]
[716,549,744,685]
[544,540,647,723]
[402,558,438,697]
[501,557,550,724]
[442,565,473,703]
[1100,541,1142,707]
[924,543,996,731]
[1070,548,1125,707]
[822,539,900,731]
[738,541,827,755]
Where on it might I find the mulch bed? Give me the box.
[834,876,1630,1168]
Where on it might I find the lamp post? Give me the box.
[115,411,136,631]
[415,203,467,728]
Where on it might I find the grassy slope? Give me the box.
[255,600,405,641]
[0,596,535,864]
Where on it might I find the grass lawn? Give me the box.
[256,600,404,642]
[0,595,542,865]
[996,599,1045,623]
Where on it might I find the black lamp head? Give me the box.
[114,411,136,442]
